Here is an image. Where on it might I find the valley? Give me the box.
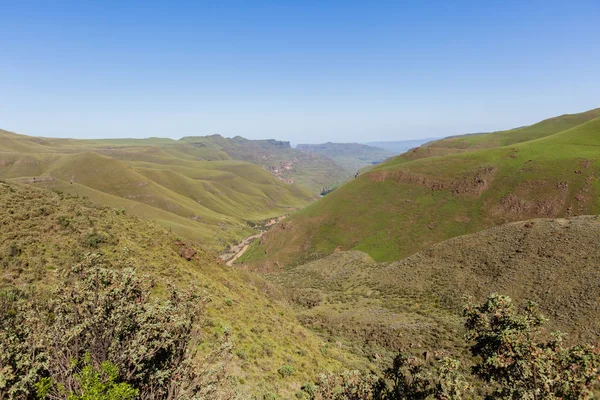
[3,3,600,398]
[3,108,600,399]
[0,130,348,251]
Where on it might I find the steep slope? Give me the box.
[296,142,394,175]
[243,113,600,266]
[0,130,314,250]
[0,181,360,398]
[260,216,600,360]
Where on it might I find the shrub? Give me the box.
[278,364,295,379]
[311,370,379,399]
[290,289,324,309]
[36,356,138,400]
[464,293,600,399]
[84,232,107,248]
[57,215,71,228]
[0,288,47,397]
[0,255,233,399]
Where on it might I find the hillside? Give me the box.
[399,108,600,162]
[0,181,362,398]
[257,216,600,361]
[0,129,339,250]
[295,142,394,175]
[242,109,600,266]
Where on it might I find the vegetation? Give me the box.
[304,294,600,399]
[0,129,341,250]
[464,294,600,399]
[0,182,357,398]
[3,107,600,398]
[245,108,600,266]
[251,215,600,374]
[0,260,230,399]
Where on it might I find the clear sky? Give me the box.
[1,0,599,143]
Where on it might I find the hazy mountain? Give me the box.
[296,142,394,175]
[366,138,439,153]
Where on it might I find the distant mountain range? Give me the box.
[296,142,394,174]
[366,138,439,153]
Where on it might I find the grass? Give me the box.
[0,181,363,398]
[0,129,345,251]
[258,215,600,366]
[244,109,600,266]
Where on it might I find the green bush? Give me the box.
[36,356,138,400]
[278,364,295,379]
[84,232,106,248]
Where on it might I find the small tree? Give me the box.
[464,293,600,399]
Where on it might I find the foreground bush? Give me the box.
[306,294,600,400]
[464,293,600,399]
[0,255,231,399]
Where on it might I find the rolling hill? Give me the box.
[257,216,600,362]
[0,129,348,250]
[0,181,362,398]
[241,108,600,266]
[400,108,600,162]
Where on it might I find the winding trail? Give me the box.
[225,233,261,266]
[220,215,287,266]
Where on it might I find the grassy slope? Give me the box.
[400,107,600,162]
[0,182,362,398]
[0,129,315,250]
[243,112,600,266]
[295,142,394,175]
[260,216,600,362]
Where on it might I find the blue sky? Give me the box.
[1,0,599,143]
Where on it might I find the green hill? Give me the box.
[400,107,600,162]
[242,109,600,266]
[0,129,338,250]
[296,142,394,175]
[257,216,600,362]
[0,181,361,398]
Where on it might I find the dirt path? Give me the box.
[225,233,261,266]
[220,215,287,266]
